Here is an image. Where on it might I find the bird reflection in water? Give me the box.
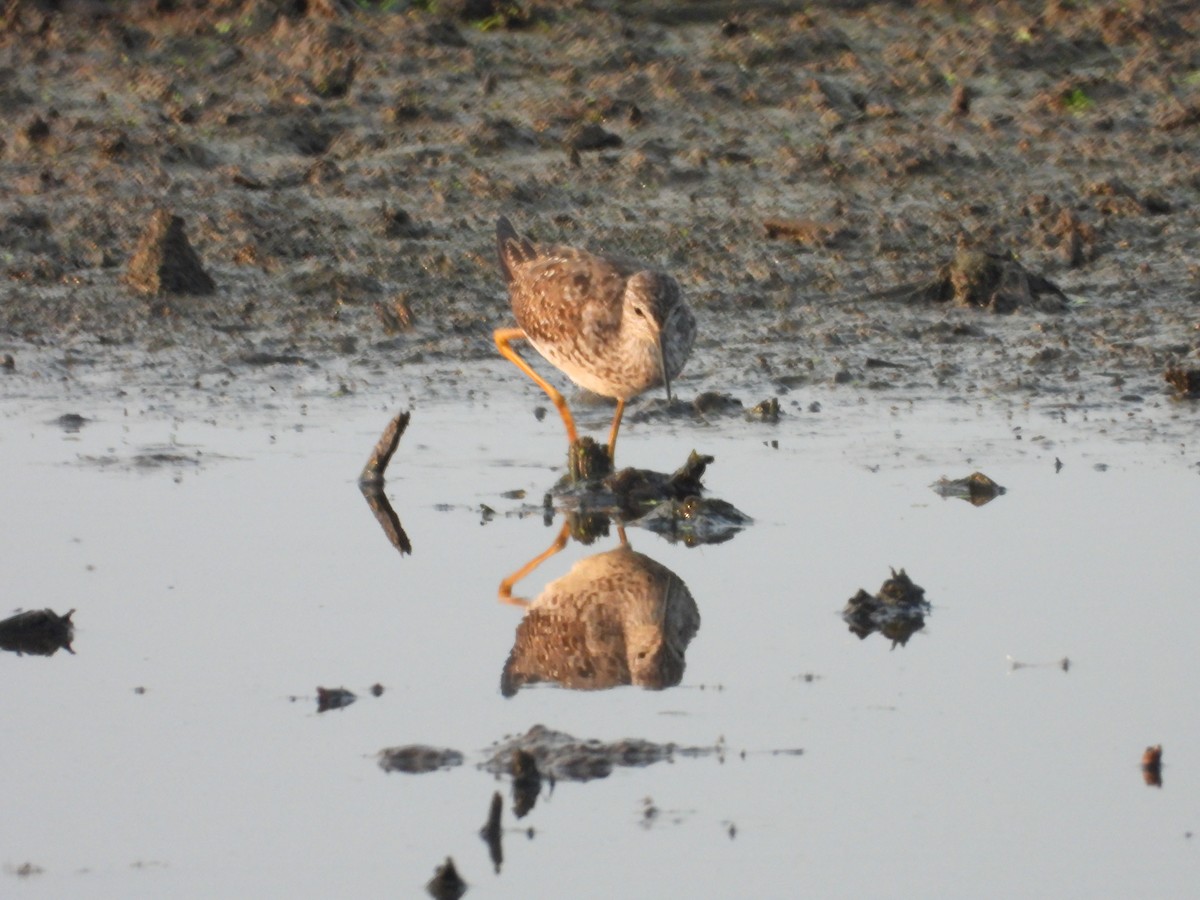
[499,517,699,697]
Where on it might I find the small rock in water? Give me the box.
[843,569,929,647]
[426,856,467,900]
[53,413,89,432]
[315,686,356,712]
[0,608,75,656]
[1142,744,1163,788]
[931,471,1006,506]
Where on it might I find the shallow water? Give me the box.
[2,377,1198,898]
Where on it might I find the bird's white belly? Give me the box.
[528,336,662,401]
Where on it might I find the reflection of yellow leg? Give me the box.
[498,519,571,605]
[606,399,625,463]
[494,327,578,445]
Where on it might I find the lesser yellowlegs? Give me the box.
[494,215,696,461]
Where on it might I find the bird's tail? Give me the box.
[496,215,536,284]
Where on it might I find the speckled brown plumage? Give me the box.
[494,215,696,458]
[500,545,700,697]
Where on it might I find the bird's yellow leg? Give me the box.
[606,398,626,463]
[498,519,571,605]
[616,523,629,547]
[494,327,578,445]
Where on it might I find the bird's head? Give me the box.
[624,272,685,401]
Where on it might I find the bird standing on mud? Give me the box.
[493,215,696,463]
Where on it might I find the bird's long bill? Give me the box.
[656,335,673,403]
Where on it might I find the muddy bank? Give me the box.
[0,1,1197,443]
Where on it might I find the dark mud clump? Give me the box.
[601,449,712,513]
[894,250,1069,314]
[559,449,751,542]
[52,412,89,432]
[124,209,215,298]
[378,745,465,774]
[843,569,929,647]
[1164,367,1200,399]
[0,608,75,656]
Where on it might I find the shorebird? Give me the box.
[494,215,696,461]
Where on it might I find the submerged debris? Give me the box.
[843,569,929,647]
[551,449,751,544]
[1006,655,1071,673]
[425,856,467,900]
[932,471,1007,505]
[378,745,465,774]
[635,495,753,545]
[511,750,542,818]
[481,725,724,783]
[0,608,75,656]
[315,686,356,713]
[1142,745,1163,788]
[480,792,503,872]
[891,249,1069,313]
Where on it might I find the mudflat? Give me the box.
[1,1,1197,430]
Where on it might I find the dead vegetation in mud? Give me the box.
[0,1,1197,428]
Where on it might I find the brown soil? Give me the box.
[1,1,1198,433]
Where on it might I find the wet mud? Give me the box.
[0,0,1197,445]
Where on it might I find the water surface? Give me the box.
[2,382,1197,898]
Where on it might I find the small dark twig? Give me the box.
[359,411,412,555]
[359,410,410,487]
[480,791,503,872]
